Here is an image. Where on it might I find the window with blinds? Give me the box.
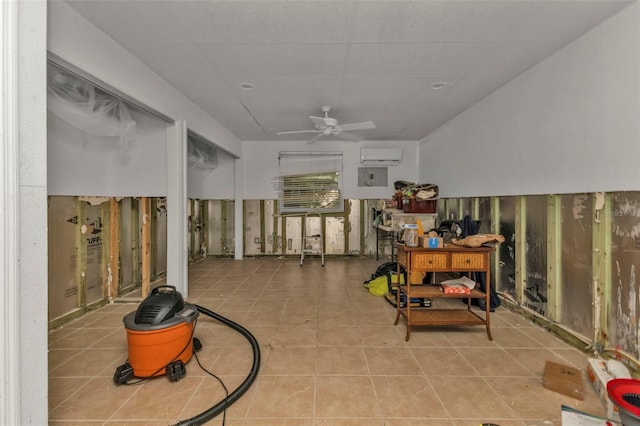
[275,152,343,213]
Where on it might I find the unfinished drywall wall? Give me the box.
[418,3,640,197]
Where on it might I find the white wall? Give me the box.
[187,149,236,199]
[242,140,419,200]
[419,3,640,198]
[48,109,168,196]
[48,1,241,158]
[4,1,49,424]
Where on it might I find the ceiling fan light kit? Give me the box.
[277,106,376,144]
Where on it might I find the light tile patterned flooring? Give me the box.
[49,257,607,425]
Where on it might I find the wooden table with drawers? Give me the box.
[394,243,495,341]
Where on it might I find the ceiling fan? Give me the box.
[277,106,376,144]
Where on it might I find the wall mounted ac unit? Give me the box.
[360,148,402,165]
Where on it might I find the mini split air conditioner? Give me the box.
[360,148,402,166]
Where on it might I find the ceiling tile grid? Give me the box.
[65,0,633,142]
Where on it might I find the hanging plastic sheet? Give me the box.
[47,64,136,165]
[187,133,218,174]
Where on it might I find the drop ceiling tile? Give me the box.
[350,1,448,42]
[224,76,346,105]
[340,76,457,101]
[197,43,348,77]
[170,0,356,43]
[438,1,528,42]
[345,42,498,77]
[62,0,632,143]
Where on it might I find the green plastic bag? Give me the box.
[364,273,404,297]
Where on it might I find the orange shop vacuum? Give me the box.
[113,285,200,383]
[112,285,261,425]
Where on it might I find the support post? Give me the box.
[234,157,244,259]
[167,120,188,297]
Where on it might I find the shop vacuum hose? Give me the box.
[173,304,261,426]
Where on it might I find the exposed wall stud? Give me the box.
[259,200,265,253]
[343,199,350,254]
[202,200,209,257]
[359,200,366,255]
[547,195,562,322]
[141,197,151,298]
[472,197,480,219]
[221,200,228,254]
[77,198,87,308]
[491,197,501,294]
[272,200,280,253]
[109,198,120,300]
[592,192,612,348]
[150,198,158,276]
[131,198,141,290]
[515,196,527,306]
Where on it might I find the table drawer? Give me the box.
[412,253,448,271]
[451,253,485,270]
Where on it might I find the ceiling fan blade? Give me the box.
[306,133,325,145]
[276,129,321,135]
[335,131,361,142]
[309,116,327,128]
[337,121,376,132]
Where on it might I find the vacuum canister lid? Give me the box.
[124,286,199,331]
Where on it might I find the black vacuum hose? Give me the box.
[173,304,261,426]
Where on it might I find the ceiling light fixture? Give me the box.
[431,82,447,90]
[239,82,255,91]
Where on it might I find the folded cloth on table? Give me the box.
[439,276,476,294]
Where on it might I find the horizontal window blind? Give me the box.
[275,152,343,213]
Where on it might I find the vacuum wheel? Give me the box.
[113,362,134,385]
[166,360,186,382]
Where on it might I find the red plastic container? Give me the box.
[402,198,436,213]
[608,378,640,426]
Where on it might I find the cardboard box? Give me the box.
[419,235,443,248]
[586,358,621,422]
[543,361,584,400]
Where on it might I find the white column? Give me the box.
[1,0,48,424]
[0,1,21,422]
[166,120,189,297]
[234,156,244,260]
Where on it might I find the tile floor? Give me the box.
[49,257,608,425]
